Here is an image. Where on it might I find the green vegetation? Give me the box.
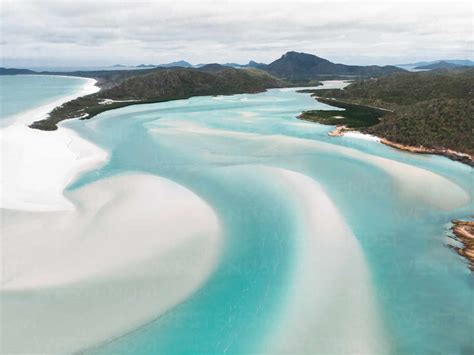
[368,99,474,155]
[298,98,385,128]
[315,69,473,108]
[302,68,474,161]
[30,66,286,130]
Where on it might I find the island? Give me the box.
[298,68,474,166]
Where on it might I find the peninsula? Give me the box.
[299,68,474,165]
[29,65,286,130]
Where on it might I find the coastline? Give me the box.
[0,76,108,211]
[317,120,474,167]
[379,138,474,167]
[4,75,99,126]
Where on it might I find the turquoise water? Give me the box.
[0,75,86,125]
[62,88,473,354]
[3,76,473,354]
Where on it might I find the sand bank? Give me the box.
[261,167,388,354]
[0,77,107,211]
[1,174,221,353]
[150,122,469,210]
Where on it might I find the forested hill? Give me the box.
[261,51,405,81]
[315,69,473,108]
[30,66,286,130]
[309,69,474,158]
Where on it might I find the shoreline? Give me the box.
[297,89,473,167]
[0,76,108,211]
[379,138,473,167]
[449,220,474,271]
[323,124,473,167]
[5,76,99,126]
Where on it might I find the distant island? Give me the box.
[414,61,469,70]
[299,68,474,165]
[397,59,474,68]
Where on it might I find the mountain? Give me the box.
[158,60,193,68]
[246,60,266,68]
[221,62,245,68]
[414,61,468,70]
[194,61,266,69]
[0,67,37,75]
[30,67,286,130]
[219,61,267,68]
[261,51,405,81]
[136,64,156,68]
[197,63,229,72]
[397,59,474,68]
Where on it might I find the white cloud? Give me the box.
[1,0,472,67]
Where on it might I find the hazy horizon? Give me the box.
[1,0,472,68]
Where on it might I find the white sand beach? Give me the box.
[1,174,222,353]
[0,77,107,211]
[0,77,224,354]
[342,131,381,141]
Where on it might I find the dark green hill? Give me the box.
[30,67,285,130]
[262,52,405,82]
[0,67,36,75]
[314,69,473,107]
[367,98,474,155]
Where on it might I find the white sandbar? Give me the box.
[0,77,108,211]
[1,173,222,353]
[261,167,388,354]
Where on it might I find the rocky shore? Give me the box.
[380,139,474,167]
[327,125,350,137]
[308,117,473,166]
[449,220,474,271]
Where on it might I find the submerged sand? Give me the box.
[258,167,388,354]
[1,174,221,353]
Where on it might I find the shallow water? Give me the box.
[64,85,473,354]
[0,75,86,126]
[2,77,473,354]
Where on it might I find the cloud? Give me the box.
[1,0,472,67]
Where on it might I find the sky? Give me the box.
[1,0,472,68]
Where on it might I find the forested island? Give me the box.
[299,69,474,165]
[29,65,286,130]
